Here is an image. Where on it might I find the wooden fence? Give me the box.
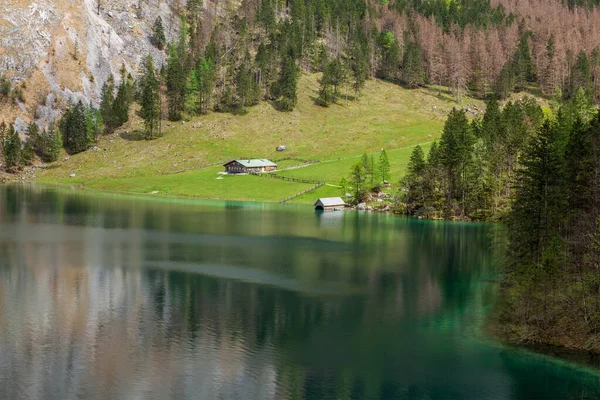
[249,172,323,185]
[248,172,325,203]
[280,182,325,203]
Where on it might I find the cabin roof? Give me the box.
[315,197,346,207]
[224,159,277,168]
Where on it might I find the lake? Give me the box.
[0,184,599,399]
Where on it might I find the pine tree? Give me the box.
[2,123,21,170]
[316,62,334,107]
[61,101,90,155]
[361,151,374,189]
[350,162,366,204]
[140,56,161,139]
[349,49,369,98]
[274,55,298,111]
[26,122,42,156]
[569,50,592,98]
[197,57,216,115]
[377,31,400,81]
[152,17,166,50]
[100,76,115,132]
[113,80,130,127]
[496,61,516,99]
[513,31,535,91]
[166,46,186,121]
[401,31,425,88]
[508,120,566,270]
[439,108,475,212]
[49,126,62,162]
[378,149,390,184]
[402,145,427,212]
[236,52,258,112]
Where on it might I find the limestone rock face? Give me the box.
[0,0,187,128]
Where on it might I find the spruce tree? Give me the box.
[44,125,62,163]
[513,31,535,90]
[401,32,425,88]
[350,162,365,204]
[569,50,592,98]
[152,17,166,50]
[402,145,427,212]
[274,55,298,111]
[166,46,185,121]
[439,108,475,211]
[508,120,567,269]
[197,57,216,115]
[378,149,391,183]
[99,76,115,131]
[140,56,161,139]
[61,101,89,155]
[113,80,130,127]
[2,123,21,170]
[236,53,257,112]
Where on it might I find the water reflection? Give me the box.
[0,184,599,399]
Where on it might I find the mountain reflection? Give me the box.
[0,184,598,400]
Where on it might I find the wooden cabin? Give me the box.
[224,159,277,174]
[314,197,346,211]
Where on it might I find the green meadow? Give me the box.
[37,74,480,202]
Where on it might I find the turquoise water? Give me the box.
[0,183,599,399]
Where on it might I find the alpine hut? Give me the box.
[314,197,346,211]
[224,159,277,174]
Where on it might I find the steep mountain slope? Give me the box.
[1,0,181,128]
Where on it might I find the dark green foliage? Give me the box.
[496,61,516,99]
[401,31,425,88]
[349,44,369,98]
[512,31,536,90]
[316,57,346,106]
[272,55,298,111]
[378,149,390,183]
[2,123,21,170]
[399,96,544,220]
[569,50,592,98]
[99,76,115,131]
[350,162,366,204]
[235,53,260,112]
[0,76,11,96]
[439,108,475,213]
[152,17,166,50]
[140,56,161,139]
[377,31,400,81]
[21,141,34,165]
[113,80,130,127]
[166,46,186,121]
[60,101,93,155]
[100,72,130,133]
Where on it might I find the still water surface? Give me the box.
[0,184,599,399]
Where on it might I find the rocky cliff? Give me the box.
[1,0,185,130]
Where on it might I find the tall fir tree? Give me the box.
[2,123,21,170]
[274,55,298,111]
[60,101,90,155]
[140,56,161,139]
[99,75,115,132]
[152,17,166,50]
[166,46,186,121]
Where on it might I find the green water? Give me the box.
[0,184,599,399]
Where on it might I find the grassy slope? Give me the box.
[37,74,483,202]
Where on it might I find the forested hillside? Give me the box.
[4,0,600,144]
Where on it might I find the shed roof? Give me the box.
[315,197,346,207]
[224,159,277,168]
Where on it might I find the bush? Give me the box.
[0,77,11,96]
